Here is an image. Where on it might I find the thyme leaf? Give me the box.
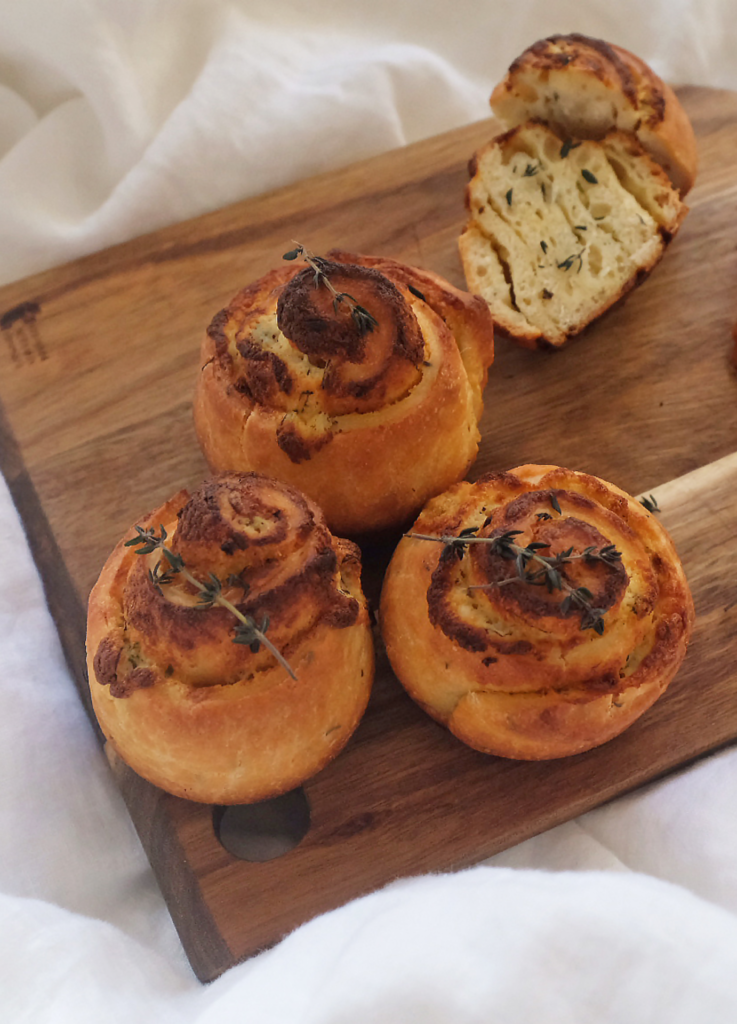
[557,250,585,273]
[560,139,582,159]
[640,494,661,514]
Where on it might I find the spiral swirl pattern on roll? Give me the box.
[86,473,374,804]
[380,465,694,759]
[194,250,495,534]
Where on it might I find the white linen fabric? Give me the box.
[1,1,736,1020]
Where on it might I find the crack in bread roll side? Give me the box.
[86,474,374,804]
[380,466,694,760]
[193,253,494,534]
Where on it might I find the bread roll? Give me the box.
[460,122,686,349]
[489,33,697,196]
[86,473,374,804]
[380,465,694,760]
[193,249,494,534]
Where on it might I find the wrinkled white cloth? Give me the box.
[2,1,737,1020]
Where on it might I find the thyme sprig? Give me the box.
[557,249,585,273]
[283,243,379,336]
[640,494,660,514]
[406,527,623,635]
[125,525,297,680]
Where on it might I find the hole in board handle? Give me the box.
[213,787,311,862]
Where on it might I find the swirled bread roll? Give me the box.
[86,473,374,804]
[193,250,494,534]
[490,34,697,196]
[380,465,694,760]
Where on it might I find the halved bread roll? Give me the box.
[380,465,694,760]
[460,33,694,349]
[194,250,494,534]
[460,122,687,349]
[86,473,374,804]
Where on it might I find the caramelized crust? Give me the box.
[380,465,694,759]
[490,33,698,195]
[193,251,494,534]
[86,474,374,803]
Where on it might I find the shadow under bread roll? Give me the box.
[193,247,494,535]
[380,465,694,760]
[86,473,374,804]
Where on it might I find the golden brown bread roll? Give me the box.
[380,465,694,760]
[489,33,698,196]
[193,248,494,535]
[86,473,374,803]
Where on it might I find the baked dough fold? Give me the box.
[86,473,374,803]
[380,465,694,759]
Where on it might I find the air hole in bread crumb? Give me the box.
[214,788,311,861]
[588,245,603,276]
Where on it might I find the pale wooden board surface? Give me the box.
[0,85,736,981]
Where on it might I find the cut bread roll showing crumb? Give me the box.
[490,33,698,197]
[459,122,687,349]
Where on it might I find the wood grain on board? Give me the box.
[0,85,736,981]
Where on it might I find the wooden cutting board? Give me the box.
[1,85,736,982]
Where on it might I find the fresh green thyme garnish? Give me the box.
[406,527,622,635]
[581,169,598,184]
[505,188,513,206]
[640,494,660,514]
[408,284,426,302]
[283,243,378,337]
[540,240,548,254]
[523,162,541,177]
[560,139,582,159]
[550,493,562,515]
[125,525,297,679]
[557,250,585,273]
